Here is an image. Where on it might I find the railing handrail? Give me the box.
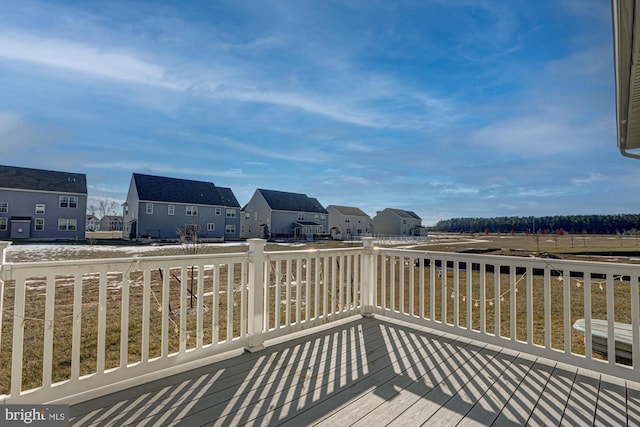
[375,247,640,271]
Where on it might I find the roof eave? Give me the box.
[613,0,640,157]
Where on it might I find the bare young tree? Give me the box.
[176,211,202,309]
[88,199,120,218]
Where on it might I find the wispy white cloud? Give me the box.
[571,172,608,186]
[0,32,188,90]
[85,161,259,179]
[441,185,480,196]
[214,136,335,164]
[0,0,626,221]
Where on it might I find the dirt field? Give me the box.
[3,233,640,263]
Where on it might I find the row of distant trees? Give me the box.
[430,214,640,235]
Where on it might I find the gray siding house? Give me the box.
[122,173,241,241]
[0,165,88,240]
[327,205,373,240]
[241,189,328,239]
[373,208,426,236]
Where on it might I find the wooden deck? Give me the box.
[70,316,640,426]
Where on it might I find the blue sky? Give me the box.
[0,0,634,225]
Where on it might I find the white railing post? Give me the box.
[361,237,376,317]
[0,241,10,364]
[0,240,10,270]
[0,240,11,289]
[246,239,266,352]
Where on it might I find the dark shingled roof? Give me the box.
[389,208,421,220]
[258,189,327,213]
[216,186,241,208]
[0,164,87,194]
[328,205,370,217]
[133,173,238,207]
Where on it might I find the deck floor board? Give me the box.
[69,316,638,426]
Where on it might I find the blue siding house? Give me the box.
[122,173,241,241]
[0,165,88,240]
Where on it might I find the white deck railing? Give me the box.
[0,238,638,404]
[369,247,640,382]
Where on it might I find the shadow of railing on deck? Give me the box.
[70,316,626,426]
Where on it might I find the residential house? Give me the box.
[0,165,87,239]
[326,205,373,240]
[373,208,426,236]
[99,215,123,232]
[86,214,100,232]
[241,189,328,239]
[612,0,640,159]
[122,173,240,241]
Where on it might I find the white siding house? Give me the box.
[86,214,100,232]
[99,215,123,232]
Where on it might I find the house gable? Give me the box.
[327,205,373,239]
[133,173,223,206]
[257,189,327,214]
[327,205,369,217]
[388,208,421,221]
[216,186,241,208]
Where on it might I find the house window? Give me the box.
[0,202,7,214]
[207,223,215,231]
[244,212,250,220]
[59,196,78,208]
[320,215,326,222]
[35,204,45,214]
[254,212,258,221]
[226,209,236,218]
[345,218,350,223]
[215,207,221,215]
[0,218,6,230]
[35,218,44,231]
[315,214,319,221]
[168,205,175,215]
[186,206,198,216]
[225,224,236,234]
[146,203,153,215]
[58,219,77,231]
[298,213,305,221]
[124,205,129,215]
